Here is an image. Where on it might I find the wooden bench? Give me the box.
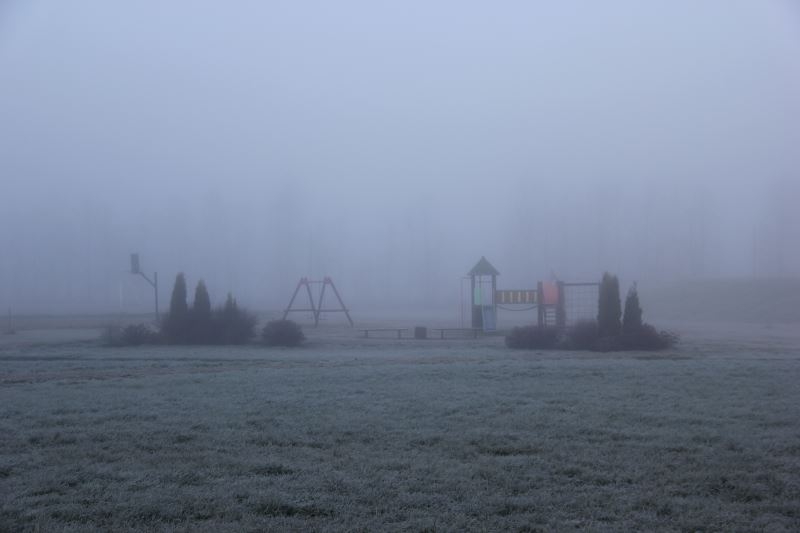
[359,328,409,339]
[430,328,480,339]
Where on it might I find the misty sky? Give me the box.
[1,1,799,314]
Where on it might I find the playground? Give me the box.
[280,257,604,338]
[2,267,799,531]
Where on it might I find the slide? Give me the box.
[482,305,497,332]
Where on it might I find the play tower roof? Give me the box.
[468,256,500,277]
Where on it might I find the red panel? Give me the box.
[541,283,559,305]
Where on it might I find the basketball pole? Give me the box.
[130,253,159,322]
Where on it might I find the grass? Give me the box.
[1,326,799,531]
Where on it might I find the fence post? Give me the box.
[556,281,566,329]
[537,281,544,328]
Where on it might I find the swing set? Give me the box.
[282,277,354,327]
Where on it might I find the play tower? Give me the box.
[468,256,499,331]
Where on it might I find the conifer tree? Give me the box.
[597,272,622,337]
[164,273,190,343]
[215,292,255,344]
[623,283,643,334]
[223,293,237,314]
[193,280,212,319]
[169,273,189,316]
[191,280,212,343]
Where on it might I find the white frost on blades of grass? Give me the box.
[0,325,799,531]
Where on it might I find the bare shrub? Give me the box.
[505,326,559,349]
[535,318,678,352]
[565,320,599,350]
[592,335,625,352]
[122,324,158,346]
[101,324,123,346]
[103,323,158,346]
[620,323,678,351]
[262,320,305,347]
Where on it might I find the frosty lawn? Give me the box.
[1,327,799,531]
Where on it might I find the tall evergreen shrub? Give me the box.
[163,273,190,343]
[597,272,622,338]
[622,284,643,334]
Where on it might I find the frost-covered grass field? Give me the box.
[1,322,799,532]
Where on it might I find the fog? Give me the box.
[1,1,799,315]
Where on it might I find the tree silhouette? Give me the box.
[193,280,211,317]
[597,272,622,337]
[215,293,256,344]
[169,273,188,316]
[623,283,643,334]
[191,280,212,343]
[164,273,190,343]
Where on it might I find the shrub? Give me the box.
[559,321,678,352]
[592,335,625,352]
[102,325,123,346]
[598,272,622,338]
[121,324,158,346]
[620,323,678,351]
[505,326,559,349]
[262,319,305,347]
[565,320,599,350]
[212,293,257,345]
[103,323,158,346]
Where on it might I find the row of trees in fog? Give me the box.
[105,274,305,347]
[162,274,255,345]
